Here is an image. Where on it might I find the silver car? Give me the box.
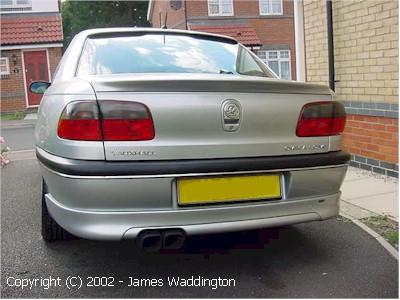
[32,28,349,250]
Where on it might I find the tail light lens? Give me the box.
[296,101,346,137]
[99,101,154,141]
[57,100,154,141]
[57,101,102,141]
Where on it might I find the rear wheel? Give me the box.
[41,179,74,242]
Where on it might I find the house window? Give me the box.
[0,0,32,10]
[259,0,283,15]
[257,50,291,80]
[208,0,233,16]
[0,57,10,76]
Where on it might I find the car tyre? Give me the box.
[41,179,74,242]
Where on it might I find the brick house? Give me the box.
[147,0,296,80]
[294,0,398,177]
[148,0,398,177]
[0,0,63,113]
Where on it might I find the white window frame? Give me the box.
[259,0,283,16]
[257,50,291,80]
[207,0,234,17]
[0,0,32,9]
[0,57,10,75]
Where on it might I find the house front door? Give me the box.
[23,50,49,107]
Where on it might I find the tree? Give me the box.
[62,1,150,47]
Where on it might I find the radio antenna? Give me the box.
[162,12,168,29]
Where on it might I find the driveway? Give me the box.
[1,158,398,298]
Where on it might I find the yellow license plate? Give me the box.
[177,174,281,205]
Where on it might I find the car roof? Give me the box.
[76,27,238,44]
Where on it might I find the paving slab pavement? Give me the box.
[340,201,376,219]
[340,166,398,221]
[24,113,38,120]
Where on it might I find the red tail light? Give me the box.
[57,100,155,141]
[99,101,154,141]
[57,101,102,141]
[296,101,346,137]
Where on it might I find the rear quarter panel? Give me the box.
[35,79,105,160]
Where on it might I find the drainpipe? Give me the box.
[326,0,335,91]
[184,0,188,30]
[294,0,306,82]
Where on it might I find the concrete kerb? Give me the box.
[3,149,36,161]
[340,212,399,260]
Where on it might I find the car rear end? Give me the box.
[35,29,349,245]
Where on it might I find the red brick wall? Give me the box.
[0,49,26,113]
[48,47,63,80]
[343,115,399,164]
[0,47,63,113]
[150,0,186,29]
[250,17,296,79]
[185,0,207,16]
[186,0,293,18]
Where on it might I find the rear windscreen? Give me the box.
[77,33,274,78]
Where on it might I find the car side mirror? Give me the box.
[30,81,51,94]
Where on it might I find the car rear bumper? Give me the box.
[37,148,349,240]
[45,192,340,240]
[36,147,350,176]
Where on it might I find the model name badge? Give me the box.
[111,150,156,156]
[284,144,327,151]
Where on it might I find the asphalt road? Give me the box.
[1,125,36,151]
[1,158,398,298]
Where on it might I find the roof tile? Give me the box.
[190,24,262,46]
[1,14,63,46]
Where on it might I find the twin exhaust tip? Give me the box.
[137,229,186,252]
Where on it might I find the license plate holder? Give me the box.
[177,174,281,206]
